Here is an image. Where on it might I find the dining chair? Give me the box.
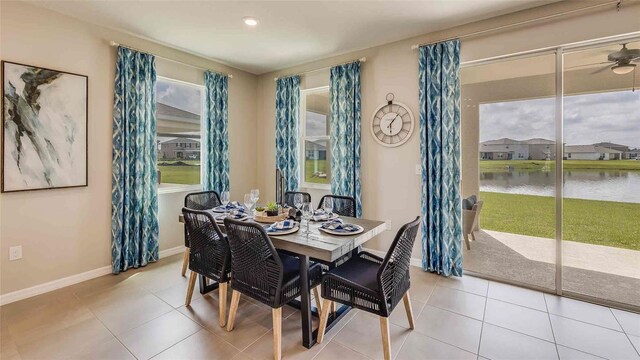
[284,191,311,208]
[223,218,323,360]
[181,207,231,327]
[318,194,356,218]
[182,191,222,276]
[316,216,421,360]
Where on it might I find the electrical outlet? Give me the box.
[9,246,22,261]
[385,219,392,231]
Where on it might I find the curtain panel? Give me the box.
[111,46,159,274]
[418,40,463,277]
[329,61,362,217]
[202,71,230,193]
[275,76,301,191]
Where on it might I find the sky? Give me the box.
[306,111,328,137]
[480,90,640,148]
[156,80,202,115]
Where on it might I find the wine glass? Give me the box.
[322,197,333,216]
[294,193,303,210]
[251,188,260,209]
[301,202,314,237]
[244,194,253,213]
[221,191,230,208]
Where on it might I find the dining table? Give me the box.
[178,211,386,348]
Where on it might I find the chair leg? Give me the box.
[181,248,190,277]
[331,301,336,314]
[185,271,197,306]
[316,298,333,344]
[218,282,228,327]
[470,231,476,241]
[272,308,282,360]
[313,286,322,312]
[464,234,471,250]
[403,291,415,330]
[226,290,241,332]
[379,317,391,360]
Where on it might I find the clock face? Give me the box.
[370,102,414,147]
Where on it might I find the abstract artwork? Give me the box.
[2,61,87,192]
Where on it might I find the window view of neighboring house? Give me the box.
[301,89,331,186]
[155,78,203,186]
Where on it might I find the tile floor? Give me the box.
[1,254,639,360]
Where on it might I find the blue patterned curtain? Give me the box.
[330,61,362,217]
[111,47,159,274]
[275,76,300,191]
[418,40,462,277]
[203,71,229,193]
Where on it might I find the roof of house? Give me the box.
[481,138,554,145]
[524,138,555,145]
[156,102,200,121]
[593,142,629,149]
[565,145,622,153]
[160,137,200,144]
[479,145,515,152]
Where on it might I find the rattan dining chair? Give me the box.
[318,195,356,218]
[316,216,421,360]
[284,191,311,208]
[182,191,222,276]
[181,207,231,327]
[223,218,323,360]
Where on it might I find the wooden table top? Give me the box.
[179,212,386,262]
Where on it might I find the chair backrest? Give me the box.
[184,191,222,210]
[223,218,285,306]
[182,208,230,280]
[377,216,421,314]
[284,191,311,208]
[318,195,356,217]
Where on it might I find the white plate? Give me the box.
[215,214,249,222]
[265,225,300,236]
[310,213,340,222]
[318,224,364,236]
[212,206,244,213]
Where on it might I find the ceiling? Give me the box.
[32,0,560,74]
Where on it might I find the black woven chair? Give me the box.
[181,208,231,327]
[318,195,356,218]
[316,216,421,360]
[182,191,222,276]
[223,218,322,360]
[284,191,311,208]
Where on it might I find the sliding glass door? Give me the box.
[562,41,640,307]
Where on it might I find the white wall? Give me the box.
[0,1,258,297]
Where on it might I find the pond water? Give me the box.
[480,170,640,203]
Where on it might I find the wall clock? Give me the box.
[370,93,415,147]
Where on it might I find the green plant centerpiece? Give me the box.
[265,202,279,216]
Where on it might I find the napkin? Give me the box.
[311,209,333,221]
[228,210,246,219]
[266,220,296,232]
[320,219,359,232]
[217,201,244,212]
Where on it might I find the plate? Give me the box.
[212,205,244,213]
[264,223,300,235]
[215,213,249,222]
[318,224,364,236]
[310,213,340,222]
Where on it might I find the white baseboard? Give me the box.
[0,245,186,306]
[362,247,422,268]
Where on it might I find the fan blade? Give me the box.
[590,64,611,74]
[566,61,612,69]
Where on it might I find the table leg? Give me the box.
[299,254,314,348]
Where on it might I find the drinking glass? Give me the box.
[301,202,314,236]
[322,197,333,215]
[251,188,260,208]
[294,193,303,210]
[221,191,230,207]
[244,194,253,213]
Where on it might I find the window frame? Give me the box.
[300,86,331,190]
[156,75,205,194]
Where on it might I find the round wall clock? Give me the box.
[370,93,415,147]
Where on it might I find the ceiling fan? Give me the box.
[579,43,640,75]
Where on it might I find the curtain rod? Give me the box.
[274,57,366,81]
[109,41,233,78]
[411,0,622,50]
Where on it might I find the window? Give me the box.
[155,77,203,187]
[300,87,331,187]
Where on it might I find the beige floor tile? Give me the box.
[479,323,558,360]
[387,297,424,329]
[152,329,239,360]
[556,345,604,360]
[414,305,482,354]
[91,292,174,334]
[154,281,202,308]
[408,268,438,302]
[396,331,476,360]
[315,341,371,360]
[611,308,640,336]
[16,317,114,360]
[550,314,639,360]
[117,310,202,360]
[487,282,547,311]
[427,286,486,320]
[332,311,411,360]
[629,335,640,354]
[1,330,20,359]
[68,338,135,360]
[484,298,554,342]
[544,294,622,331]
[0,288,79,324]
[437,275,489,296]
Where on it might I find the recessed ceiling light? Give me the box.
[243,17,258,26]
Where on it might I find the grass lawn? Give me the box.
[305,159,329,185]
[480,191,640,251]
[480,160,640,172]
[158,160,200,185]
